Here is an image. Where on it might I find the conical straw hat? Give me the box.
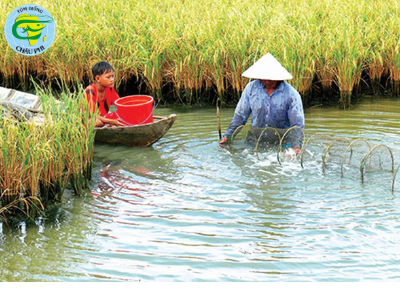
[242,53,293,80]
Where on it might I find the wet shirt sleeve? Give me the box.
[287,90,305,129]
[224,83,253,137]
[286,90,305,147]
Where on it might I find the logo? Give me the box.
[4,4,56,56]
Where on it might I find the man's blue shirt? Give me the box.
[225,80,305,137]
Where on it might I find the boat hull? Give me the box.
[94,114,176,146]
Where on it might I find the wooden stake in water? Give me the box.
[217,106,222,141]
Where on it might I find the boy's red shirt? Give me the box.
[84,83,119,116]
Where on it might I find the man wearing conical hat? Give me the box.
[219,53,304,154]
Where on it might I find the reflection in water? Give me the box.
[1,98,400,281]
[0,191,99,281]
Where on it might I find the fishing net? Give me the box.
[247,127,304,149]
[321,138,351,174]
[340,139,372,178]
[275,126,304,163]
[300,133,332,168]
[223,124,247,156]
[360,144,394,186]
[222,126,399,191]
[246,127,282,148]
[392,163,400,192]
[224,125,304,163]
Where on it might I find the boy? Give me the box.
[84,61,124,127]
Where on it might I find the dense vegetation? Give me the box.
[0,87,96,224]
[1,0,400,108]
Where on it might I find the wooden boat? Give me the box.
[0,87,176,147]
[95,114,177,146]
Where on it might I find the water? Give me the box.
[1,96,400,282]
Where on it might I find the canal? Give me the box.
[1,96,400,281]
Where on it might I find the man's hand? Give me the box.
[293,146,301,156]
[219,136,229,148]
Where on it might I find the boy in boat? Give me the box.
[84,61,124,127]
[219,53,304,154]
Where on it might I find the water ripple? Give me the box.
[2,103,400,281]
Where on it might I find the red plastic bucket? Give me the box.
[114,95,154,125]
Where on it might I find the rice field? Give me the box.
[1,0,400,108]
[0,86,96,224]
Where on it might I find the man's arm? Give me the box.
[221,83,253,140]
[287,91,305,153]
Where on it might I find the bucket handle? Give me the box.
[115,101,156,126]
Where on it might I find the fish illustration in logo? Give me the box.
[12,14,54,46]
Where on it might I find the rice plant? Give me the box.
[1,0,400,107]
[0,82,96,224]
